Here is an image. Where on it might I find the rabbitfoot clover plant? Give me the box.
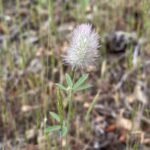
[45,24,99,149]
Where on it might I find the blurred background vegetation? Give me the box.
[0,0,150,150]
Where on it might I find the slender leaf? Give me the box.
[85,91,100,121]
[73,84,91,92]
[73,74,88,90]
[65,73,73,87]
[49,112,60,122]
[56,89,64,123]
[56,83,67,91]
[45,125,61,134]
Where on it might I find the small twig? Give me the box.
[115,60,150,91]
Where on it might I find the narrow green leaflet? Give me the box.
[45,125,61,134]
[65,73,73,87]
[49,112,60,122]
[73,74,89,90]
[73,84,91,92]
[60,126,68,137]
[56,83,67,91]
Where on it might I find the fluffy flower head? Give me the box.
[64,24,99,69]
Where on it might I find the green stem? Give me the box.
[71,68,76,82]
[64,90,72,150]
[67,90,73,130]
[65,69,76,150]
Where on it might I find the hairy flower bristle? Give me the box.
[64,24,100,69]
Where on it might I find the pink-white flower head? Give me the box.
[64,24,99,69]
